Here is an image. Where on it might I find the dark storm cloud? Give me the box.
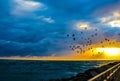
[0,0,120,56]
[38,0,118,19]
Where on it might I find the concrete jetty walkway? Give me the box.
[88,62,120,81]
[111,66,120,81]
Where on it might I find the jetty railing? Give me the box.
[88,63,120,81]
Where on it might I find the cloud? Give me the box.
[92,0,120,17]
[108,20,120,27]
[37,16,55,23]
[11,0,47,16]
[114,12,120,19]
[99,11,120,27]
[69,20,97,32]
[42,17,55,23]
[75,22,89,30]
[1,0,120,57]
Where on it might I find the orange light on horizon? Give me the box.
[96,48,120,56]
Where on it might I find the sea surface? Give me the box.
[0,60,117,81]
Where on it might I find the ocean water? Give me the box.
[0,60,116,81]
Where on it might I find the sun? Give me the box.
[96,48,120,56]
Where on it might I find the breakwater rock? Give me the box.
[50,61,120,81]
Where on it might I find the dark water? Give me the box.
[0,60,116,81]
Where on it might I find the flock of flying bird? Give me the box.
[66,27,119,56]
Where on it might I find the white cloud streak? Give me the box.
[11,0,47,16]
[37,16,55,23]
[99,11,120,27]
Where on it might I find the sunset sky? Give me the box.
[0,0,120,60]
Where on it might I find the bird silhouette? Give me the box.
[95,33,98,36]
[66,34,69,37]
[73,38,76,41]
[95,29,98,31]
[72,34,75,37]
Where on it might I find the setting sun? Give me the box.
[96,48,120,56]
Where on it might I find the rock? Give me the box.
[50,62,120,81]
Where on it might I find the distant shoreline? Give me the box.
[0,57,120,61]
[0,58,120,61]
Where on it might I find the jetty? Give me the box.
[88,62,120,81]
[50,61,120,81]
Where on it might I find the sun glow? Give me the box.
[108,20,120,27]
[96,48,120,56]
[76,22,89,29]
